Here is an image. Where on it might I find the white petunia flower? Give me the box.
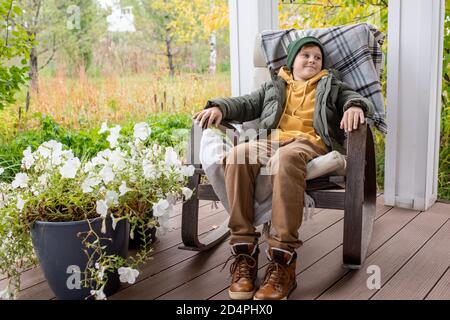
[152,199,171,217]
[133,122,151,141]
[38,173,49,186]
[105,190,119,207]
[109,150,126,170]
[16,195,25,212]
[21,146,35,169]
[37,146,51,159]
[99,122,109,134]
[96,200,108,218]
[44,140,63,151]
[156,213,170,237]
[59,158,81,179]
[50,149,63,167]
[118,267,139,284]
[129,228,134,240]
[83,162,94,174]
[119,181,131,196]
[111,215,119,230]
[107,125,121,148]
[107,133,119,148]
[0,287,12,300]
[95,263,106,280]
[100,166,115,184]
[142,160,157,179]
[181,165,196,177]
[81,177,101,193]
[166,193,177,205]
[164,147,180,167]
[12,173,29,189]
[38,140,63,162]
[182,187,193,200]
[61,150,75,160]
[90,289,106,300]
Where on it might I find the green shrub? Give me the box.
[0,115,109,181]
[0,113,193,183]
[438,94,449,200]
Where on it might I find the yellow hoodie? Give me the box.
[269,67,328,152]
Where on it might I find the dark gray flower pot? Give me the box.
[128,226,157,250]
[31,217,129,300]
[128,210,157,250]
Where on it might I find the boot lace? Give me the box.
[262,262,289,293]
[221,253,257,280]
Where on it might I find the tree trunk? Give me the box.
[209,31,217,75]
[29,40,39,93]
[25,89,31,113]
[165,32,175,77]
[25,31,38,113]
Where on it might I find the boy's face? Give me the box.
[292,45,323,81]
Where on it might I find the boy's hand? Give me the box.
[340,106,365,133]
[193,107,223,129]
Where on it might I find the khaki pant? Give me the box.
[222,137,327,251]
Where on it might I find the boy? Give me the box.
[194,36,374,300]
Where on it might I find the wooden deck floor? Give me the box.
[1,195,450,300]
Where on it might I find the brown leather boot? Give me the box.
[225,243,259,300]
[254,247,297,300]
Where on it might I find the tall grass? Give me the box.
[0,71,231,134]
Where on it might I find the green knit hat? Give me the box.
[286,36,326,71]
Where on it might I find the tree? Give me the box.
[279,0,387,34]
[131,0,228,76]
[57,1,109,73]
[12,0,108,112]
[0,0,32,110]
[201,0,228,74]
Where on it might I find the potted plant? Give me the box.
[0,122,195,300]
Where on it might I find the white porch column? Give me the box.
[229,0,278,96]
[385,0,445,210]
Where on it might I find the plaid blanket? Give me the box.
[261,23,387,134]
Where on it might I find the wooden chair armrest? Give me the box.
[342,121,377,268]
[346,122,367,161]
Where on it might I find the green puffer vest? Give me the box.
[205,69,375,154]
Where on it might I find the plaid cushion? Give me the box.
[261,23,387,134]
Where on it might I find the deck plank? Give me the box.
[372,203,450,300]
[426,266,450,300]
[317,202,450,300]
[289,206,419,300]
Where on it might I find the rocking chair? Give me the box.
[179,27,380,269]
